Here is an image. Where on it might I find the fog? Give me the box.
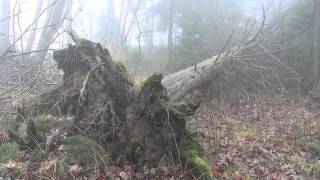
[2,0,320,179]
[2,0,294,49]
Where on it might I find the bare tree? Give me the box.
[25,0,44,52]
[167,0,174,67]
[0,0,10,55]
[36,0,71,58]
[313,0,320,80]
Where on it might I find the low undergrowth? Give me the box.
[61,135,105,165]
[0,143,18,163]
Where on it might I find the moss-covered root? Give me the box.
[179,133,213,180]
[115,61,134,85]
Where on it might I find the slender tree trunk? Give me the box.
[116,0,125,48]
[25,0,44,52]
[0,0,10,55]
[313,0,320,80]
[106,0,115,41]
[167,0,174,68]
[120,1,129,45]
[36,0,70,54]
[64,1,73,45]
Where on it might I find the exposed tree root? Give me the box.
[7,38,213,179]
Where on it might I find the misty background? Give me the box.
[0,0,296,76]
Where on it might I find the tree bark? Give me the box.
[162,33,269,101]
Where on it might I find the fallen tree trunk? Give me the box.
[162,9,300,101]
[162,27,299,101]
[163,41,254,101]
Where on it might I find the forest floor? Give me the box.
[1,94,320,179]
[191,94,320,179]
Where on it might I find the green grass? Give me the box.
[0,143,19,163]
[34,115,48,137]
[61,135,105,165]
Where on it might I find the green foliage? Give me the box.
[0,143,19,163]
[61,135,105,165]
[34,115,48,137]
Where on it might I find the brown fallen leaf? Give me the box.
[213,170,222,177]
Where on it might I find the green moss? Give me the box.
[115,61,134,85]
[171,101,199,116]
[61,135,105,165]
[34,115,48,137]
[115,61,127,73]
[179,132,213,180]
[0,143,19,163]
[143,74,162,86]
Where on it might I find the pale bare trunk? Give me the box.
[162,33,266,101]
[36,0,70,57]
[167,0,174,68]
[313,0,320,80]
[25,0,44,52]
[0,0,10,55]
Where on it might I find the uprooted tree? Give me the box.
[7,32,213,179]
[5,12,298,178]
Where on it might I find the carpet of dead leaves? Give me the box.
[1,94,320,179]
[190,94,320,179]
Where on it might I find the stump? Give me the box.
[12,37,213,179]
